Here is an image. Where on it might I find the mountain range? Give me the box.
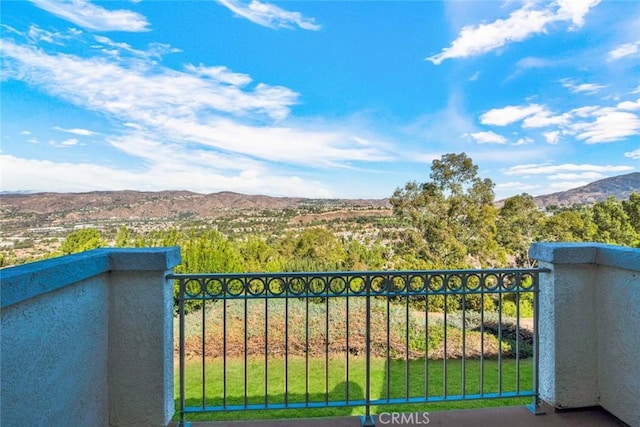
[1,172,639,222]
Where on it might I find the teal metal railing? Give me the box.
[170,269,543,426]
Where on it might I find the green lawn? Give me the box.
[175,356,533,422]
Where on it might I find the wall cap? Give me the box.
[529,242,640,272]
[0,247,181,308]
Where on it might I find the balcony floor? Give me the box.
[176,405,625,427]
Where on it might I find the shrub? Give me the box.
[178,298,530,360]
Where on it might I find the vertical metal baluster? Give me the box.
[462,280,466,398]
[443,283,448,398]
[223,294,227,408]
[179,279,186,426]
[325,289,329,405]
[516,276,521,394]
[480,279,485,397]
[265,295,269,408]
[285,288,289,407]
[201,280,206,409]
[498,277,503,396]
[346,288,350,404]
[244,295,248,408]
[305,286,309,406]
[363,276,373,427]
[386,280,391,401]
[425,287,429,399]
[405,278,410,400]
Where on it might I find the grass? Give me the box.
[175,355,533,422]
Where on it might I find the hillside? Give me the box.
[2,172,639,225]
[532,172,640,209]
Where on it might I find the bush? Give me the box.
[178,298,531,360]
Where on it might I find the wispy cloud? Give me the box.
[49,137,79,147]
[217,0,320,31]
[625,149,640,160]
[1,37,393,185]
[480,98,640,144]
[427,0,600,65]
[607,40,640,61]
[0,153,333,197]
[503,163,634,176]
[480,104,545,126]
[92,35,181,60]
[464,130,507,144]
[53,126,97,136]
[561,79,608,94]
[31,0,150,32]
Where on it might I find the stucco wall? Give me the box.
[1,274,110,427]
[1,247,181,427]
[596,265,640,427]
[530,243,640,427]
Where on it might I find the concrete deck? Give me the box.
[175,405,626,427]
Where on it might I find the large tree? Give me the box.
[496,194,544,267]
[390,153,500,268]
[60,228,105,255]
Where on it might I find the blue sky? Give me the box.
[1,0,639,199]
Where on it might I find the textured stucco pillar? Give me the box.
[107,248,181,427]
[1,247,181,427]
[529,243,599,409]
[530,242,640,427]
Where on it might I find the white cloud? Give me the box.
[184,64,252,86]
[547,172,604,180]
[20,130,32,135]
[480,104,545,126]
[1,38,393,173]
[543,131,560,144]
[0,154,333,197]
[523,111,571,128]
[217,0,320,31]
[624,149,640,160]
[31,0,149,32]
[513,137,534,146]
[607,40,640,61]
[479,96,640,144]
[426,0,600,64]
[617,99,640,111]
[571,110,640,144]
[53,126,97,136]
[92,35,181,60]
[464,130,507,144]
[49,138,79,147]
[562,80,608,94]
[503,163,634,176]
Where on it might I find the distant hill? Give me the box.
[0,190,390,223]
[1,172,638,224]
[532,172,640,209]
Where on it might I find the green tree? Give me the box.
[279,228,347,271]
[592,197,637,246]
[496,194,544,267]
[177,230,245,273]
[60,228,105,254]
[389,153,499,267]
[540,209,595,242]
[114,226,132,247]
[622,193,640,245]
